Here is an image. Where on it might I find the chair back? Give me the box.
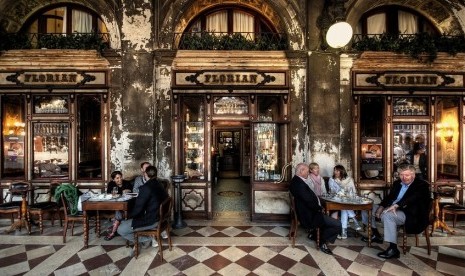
[157,196,173,233]
[7,182,31,202]
[436,184,458,203]
[60,193,73,218]
[289,193,298,222]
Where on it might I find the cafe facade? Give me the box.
[0,0,464,221]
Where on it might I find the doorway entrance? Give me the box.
[212,123,251,218]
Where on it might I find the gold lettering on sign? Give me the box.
[23,73,78,83]
[204,74,258,84]
[383,75,438,85]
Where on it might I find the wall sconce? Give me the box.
[436,122,454,142]
[323,0,353,49]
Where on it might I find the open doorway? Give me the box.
[211,123,251,217]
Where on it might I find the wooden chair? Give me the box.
[133,196,173,260]
[0,182,30,225]
[60,193,85,243]
[401,199,433,255]
[440,184,465,228]
[289,193,320,249]
[27,181,62,234]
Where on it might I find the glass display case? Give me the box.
[254,123,280,181]
[2,95,26,178]
[393,97,429,116]
[33,95,69,114]
[184,122,205,180]
[33,122,69,178]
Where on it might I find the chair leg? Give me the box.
[63,220,68,243]
[402,229,407,255]
[424,227,431,255]
[71,221,75,236]
[316,228,320,250]
[167,228,172,251]
[453,214,457,228]
[157,234,164,261]
[27,211,32,234]
[134,233,139,259]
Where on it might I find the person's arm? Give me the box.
[328,178,340,193]
[106,182,113,194]
[130,186,149,218]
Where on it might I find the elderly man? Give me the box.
[290,163,341,255]
[117,165,169,256]
[361,164,431,259]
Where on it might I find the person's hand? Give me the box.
[122,189,131,194]
[382,204,399,216]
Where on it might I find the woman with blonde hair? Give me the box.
[305,162,327,196]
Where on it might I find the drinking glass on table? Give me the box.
[112,186,118,197]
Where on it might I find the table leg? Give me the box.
[5,194,30,234]
[83,210,89,248]
[430,197,454,236]
[96,211,101,238]
[367,210,371,247]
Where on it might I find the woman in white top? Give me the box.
[305,162,327,196]
[328,165,362,239]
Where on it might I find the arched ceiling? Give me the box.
[346,0,464,35]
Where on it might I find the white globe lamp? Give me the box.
[325,21,353,49]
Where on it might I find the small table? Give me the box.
[82,196,135,248]
[430,191,454,235]
[320,195,374,247]
[5,185,34,234]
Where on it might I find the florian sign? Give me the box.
[0,70,108,90]
[173,70,288,92]
[353,71,464,91]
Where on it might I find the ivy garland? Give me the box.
[351,33,465,62]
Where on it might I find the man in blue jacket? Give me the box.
[118,165,169,255]
[290,163,341,255]
[361,164,431,259]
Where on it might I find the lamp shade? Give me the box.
[326,21,353,48]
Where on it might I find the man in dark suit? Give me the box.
[361,164,431,259]
[290,163,341,255]
[118,165,169,255]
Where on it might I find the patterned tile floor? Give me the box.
[1,217,464,276]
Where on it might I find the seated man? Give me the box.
[117,165,169,256]
[290,163,341,255]
[361,164,431,259]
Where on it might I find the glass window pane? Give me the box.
[33,95,69,114]
[254,123,281,181]
[393,124,428,180]
[360,97,384,180]
[183,96,205,180]
[436,97,460,180]
[2,96,26,178]
[77,96,102,179]
[206,11,228,33]
[257,96,281,121]
[33,122,69,179]
[393,97,428,116]
[213,96,248,115]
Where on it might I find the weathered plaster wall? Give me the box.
[306,52,343,178]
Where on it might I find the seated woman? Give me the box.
[328,165,362,239]
[305,162,327,196]
[104,170,132,240]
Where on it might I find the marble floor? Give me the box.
[0,216,464,276]
[212,177,250,213]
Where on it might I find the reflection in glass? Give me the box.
[360,97,384,180]
[33,122,69,178]
[77,96,102,179]
[436,97,459,180]
[393,97,429,116]
[2,96,26,178]
[257,96,280,121]
[33,95,69,114]
[213,96,248,115]
[393,124,428,180]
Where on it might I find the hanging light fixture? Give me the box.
[325,0,353,49]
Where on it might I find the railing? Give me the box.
[173,31,288,50]
[0,33,110,52]
[350,33,465,62]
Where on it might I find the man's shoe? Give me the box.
[377,248,400,259]
[319,243,333,255]
[140,240,151,249]
[361,235,383,244]
[151,237,159,247]
[307,232,316,241]
[161,231,168,239]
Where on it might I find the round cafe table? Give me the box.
[5,183,34,234]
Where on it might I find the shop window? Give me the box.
[393,97,429,116]
[33,122,69,179]
[1,96,26,179]
[77,95,102,179]
[393,124,428,179]
[183,96,205,180]
[33,95,69,114]
[257,95,281,121]
[360,97,385,180]
[436,97,460,180]
[213,96,248,115]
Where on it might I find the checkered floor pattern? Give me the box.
[0,219,464,275]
